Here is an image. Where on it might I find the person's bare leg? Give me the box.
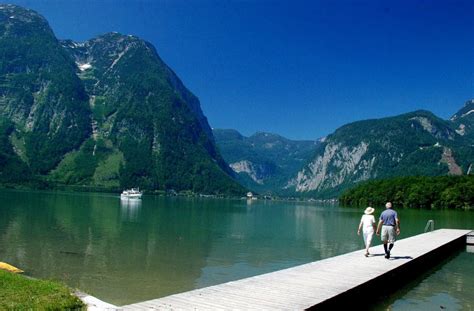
[366,234,372,256]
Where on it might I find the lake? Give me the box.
[0,189,473,308]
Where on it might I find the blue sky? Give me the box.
[9,0,474,140]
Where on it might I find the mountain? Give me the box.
[451,99,474,141]
[0,4,91,181]
[0,5,244,194]
[287,107,474,197]
[213,129,319,193]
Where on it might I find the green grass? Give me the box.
[92,150,124,187]
[49,150,79,183]
[0,270,84,309]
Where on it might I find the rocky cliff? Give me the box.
[287,108,474,197]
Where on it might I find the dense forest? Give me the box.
[339,175,474,210]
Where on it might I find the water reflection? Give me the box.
[120,198,142,222]
[0,190,473,307]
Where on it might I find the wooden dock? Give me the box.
[118,229,471,310]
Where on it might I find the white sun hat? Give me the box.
[364,207,375,215]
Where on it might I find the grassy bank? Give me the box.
[0,270,84,309]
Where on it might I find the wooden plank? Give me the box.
[212,282,334,309]
[121,305,152,311]
[122,229,471,310]
[130,295,224,310]
[148,296,215,310]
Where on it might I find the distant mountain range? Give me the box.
[216,101,474,197]
[1,5,472,198]
[213,129,319,193]
[0,5,243,194]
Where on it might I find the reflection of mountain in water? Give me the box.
[2,191,473,307]
[0,192,365,305]
[0,191,222,305]
[195,202,361,288]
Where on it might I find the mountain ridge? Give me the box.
[0,4,244,195]
[286,103,474,197]
[1,4,472,197]
[215,102,474,197]
[213,128,319,193]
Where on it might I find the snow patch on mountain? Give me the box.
[77,62,92,71]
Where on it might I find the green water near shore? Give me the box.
[0,189,473,307]
[372,250,474,311]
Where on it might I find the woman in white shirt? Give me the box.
[357,207,376,257]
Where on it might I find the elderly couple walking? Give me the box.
[357,202,400,258]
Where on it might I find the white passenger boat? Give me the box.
[120,188,143,199]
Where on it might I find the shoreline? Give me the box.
[0,185,340,204]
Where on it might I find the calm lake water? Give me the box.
[0,190,473,308]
